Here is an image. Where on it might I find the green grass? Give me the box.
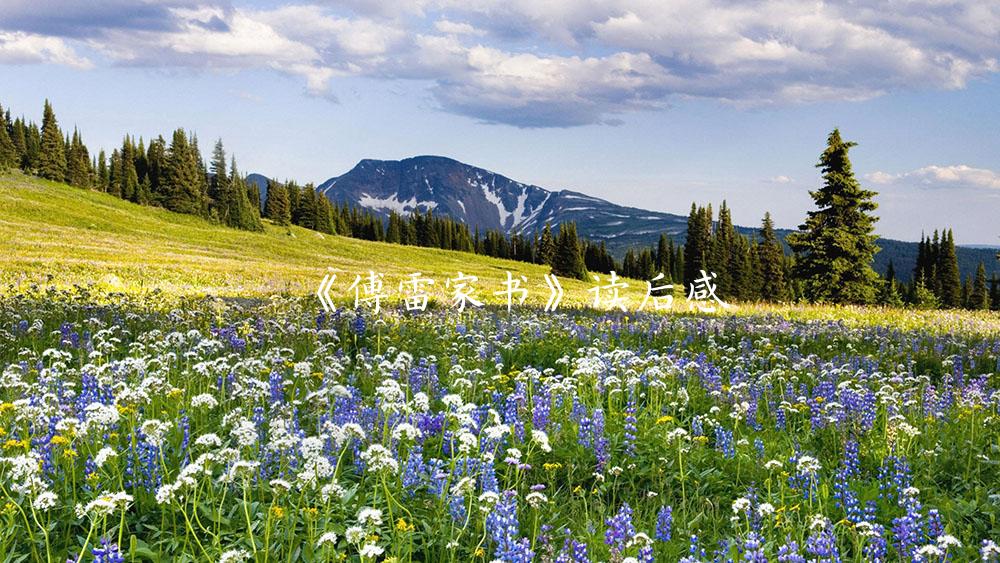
[2,171,997,334]
[0,171,615,306]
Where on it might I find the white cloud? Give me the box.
[866,165,1000,190]
[0,31,92,68]
[434,19,484,36]
[2,0,999,126]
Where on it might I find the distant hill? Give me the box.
[252,156,999,282]
[0,171,605,305]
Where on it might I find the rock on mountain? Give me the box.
[315,155,689,251]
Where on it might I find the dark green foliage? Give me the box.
[38,100,67,181]
[683,203,712,288]
[787,129,881,304]
[968,262,989,310]
[263,179,291,226]
[756,212,788,301]
[936,229,962,308]
[0,103,16,171]
[164,129,204,215]
[552,221,587,280]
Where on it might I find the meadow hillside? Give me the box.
[0,171,616,306]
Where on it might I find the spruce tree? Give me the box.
[551,222,587,280]
[787,129,880,304]
[536,223,555,265]
[96,150,109,191]
[756,212,787,301]
[936,229,961,308]
[263,179,291,226]
[0,103,16,171]
[969,262,989,310]
[210,139,229,220]
[164,129,203,215]
[38,100,67,181]
[683,203,712,288]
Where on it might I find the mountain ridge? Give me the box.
[249,156,999,282]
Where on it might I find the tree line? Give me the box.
[1,101,995,309]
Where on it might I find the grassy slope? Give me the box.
[0,171,625,306]
[2,172,998,334]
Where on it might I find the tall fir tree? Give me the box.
[787,129,881,304]
[968,262,989,310]
[263,179,291,226]
[38,100,67,181]
[209,139,229,220]
[551,222,587,280]
[0,102,16,171]
[536,223,556,265]
[164,129,203,215]
[683,203,712,288]
[936,229,961,308]
[756,212,787,301]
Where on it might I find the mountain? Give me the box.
[256,156,999,282]
[313,156,690,248]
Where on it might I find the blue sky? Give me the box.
[2,0,999,244]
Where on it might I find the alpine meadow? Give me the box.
[2,2,1000,563]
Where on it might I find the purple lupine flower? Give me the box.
[656,506,673,542]
[604,502,636,555]
[744,532,767,563]
[777,538,805,563]
[92,539,124,563]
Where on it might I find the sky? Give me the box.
[1,0,999,244]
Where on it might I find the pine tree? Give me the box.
[787,129,881,304]
[877,259,903,307]
[96,150,109,191]
[969,262,989,310]
[536,223,556,265]
[263,179,291,226]
[210,139,229,220]
[684,203,712,288]
[756,212,787,301]
[146,136,167,203]
[66,128,90,187]
[164,129,203,215]
[551,222,587,280]
[989,275,1000,311]
[38,100,67,181]
[710,201,735,297]
[120,136,139,201]
[228,158,263,231]
[0,102,16,171]
[936,229,961,308]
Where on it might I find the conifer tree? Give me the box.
[536,223,555,266]
[263,179,291,226]
[38,100,67,181]
[96,150,109,191]
[209,139,229,220]
[936,229,961,308]
[146,136,167,202]
[756,212,787,301]
[552,222,587,280]
[684,203,712,288]
[969,262,989,310]
[0,103,16,171]
[787,129,880,304]
[164,129,203,215]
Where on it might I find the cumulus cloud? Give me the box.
[0,31,92,68]
[1,0,999,127]
[867,165,1000,190]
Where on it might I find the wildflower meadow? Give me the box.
[1,289,999,562]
